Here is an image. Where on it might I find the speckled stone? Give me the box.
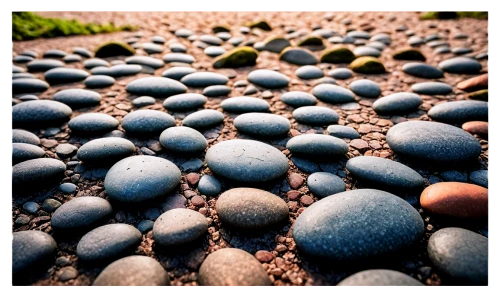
[402,63,444,79]
[52,89,101,108]
[121,110,176,135]
[198,175,222,196]
[327,68,353,79]
[163,93,207,111]
[203,85,232,97]
[327,125,360,139]
[307,172,346,198]
[353,46,381,57]
[313,84,355,103]
[428,101,488,124]
[83,58,110,69]
[295,65,324,79]
[159,126,207,153]
[84,75,115,89]
[280,91,317,107]
[91,64,142,78]
[438,57,482,74]
[126,77,188,98]
[221,97,270,113]
[68,113,119,134]
[77,138,136,165]
[125,56,164,69]
[132,96,156,107]
[12,230,57,274]
[51,197,113,231]
[338,270,424,286]
[234,113,291,137]
[470,170,488,188]
[44,67,89,84]
[182,109,225,130]
[13,129,40,145]
[292,106,339,125]
[161,67,196,80]
[411,82,453,95]
[153,208,208,246]
[181,72,229,87]
[27,59,64,72]
[13,78,49,94]
[247,69,290,88]
[349,79,381,98]
[12,143,45,164]
[13,158,66,190]
[373,92,422,115]
[280,47,318,65]
[59,183,77,194]
[287,134,348,158]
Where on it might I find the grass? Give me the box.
[13,12,136,41]
[420,11,488,20]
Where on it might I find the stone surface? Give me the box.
[13,78,49,94]
[13,129,40,145]
[68,113,119,134]
[26,59,64,72]
[12,143,45,164]
[373,92,422,115]
[457,74,488,92]
[51,196,113,231]
[234,113,291,137]
[313,84,355,103]
[292,106,339,125]
[52,89,101,108]
[295,65,324,80]
[248,69,290,88]
[470,170,488,188]
[132,96,156,107]
[307,172,346,198]
[328,68,353,79]
[198,175,222,196]
[182,109,225,130]
[402,62,444,78]
[428,101,488,124]
[84,75,115,89]
[163,93,207,111]
[161,67,196,80]
[203,85,232,97]
[280,91,317,107]
[181,72,229,87]
[287,134,348,158]
[13,100,72,127]
[12,230,57,274]
[44,67,89,84]
[411,82,452,95]
[91,64,142,78]
[221,97,270,113]
[280,47,318,65]
[153,208,208,246]
[327,125,360,139]
[77,138,135,165]
[125,56,164,69]
[126,77,188,97]
[121,110,176,135]
[348,79,381,98]
[159,126,207,153]
[438,57,482,74]
[338,270,424,286]
[13,158,66,189]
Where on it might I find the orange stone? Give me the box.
[457,74,488,92]
[420,182,488,219]
[462,121,488,138]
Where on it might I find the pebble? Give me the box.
[205,46,226,57]
[169,43,187,53]
[328,68,353,79]
[64,54,82,63]
[353,46,381,57]
[411,82,453,95]
[280,47,318,65]
[12,78,49,94]
[13,158,66,190]
[125,56,164,69]
[428,101,488,123]
[104,155,181,203]
[26,59,64,72]
[43,49,67,58]
[438,57,482,74]
[137,220,154,233]
[180,158,204,172]
[93,256,170,286]
[386,121,481,164]
[348,79,381,98]
[457,74,488,91]
[216,188,288,229]
[12,230,57,274]
[132,96,156,107]
[83,58,109,69]
[181,71,229,87]
[292,106,339,125]
[52,89,101,108]
[153,208,208,246]
[287,134,348,158]
[182,109,225,130]
[372,92,422,115]
[234,113,291,137]
[44,67,89,84]
[51,196,113,231]
[68,113,119,134]
[295,65,324,79]
[91,64,142,78]
[293,189,424,260]
[23,201,39,214]
[13,129,40,145]
[420,182,487,219]
[327,125,360,139]
[248,69,290,88]
[262,36,291,53]
[320,46,355,63]
[221,96,270,113]
[203,85,232,97]
[84,75,115,88]
[338,270,424,286]
[163,93,207,111]
[126,77,188,97]
[197,175,222,196]
[470,170,488,188]
[307,172,346,198]
[58,267,78,281]
[427,228,487,284]
[77,137,135,165]
[121,110,176,135]
[402,62,444,78]
[159,126,207,153]
[199,248,271,286]
[161,66,196,80]
[55,143,78,159]
[142,43,164,54]
[313,84,356,103]
[76,223,142,260]
[12,143,45,164]
[206,139,289,183]
[72,47,93,58]
[59,183,77,194]
[280,91,317,107]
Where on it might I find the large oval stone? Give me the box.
[104,156,181,203]
[161,67,196,80]
[293,189,424,261]
[386,121,481,164]
[280,91,317,107]
[126,77,188,97]
[182,110,225,130]
[77,138,136,165]
[411,82,452,95]
[27,59,64,72]
[180,72,229,87]
[287,134,348,158]
[438,57,482,74]
[402,62,444,79]
[206,139,289,183]
[153,208,208,246]
[234,113,290,137]
[13,78,49,94]
[68,113,119,134]
[121,110,176,135]
[292,106,339,125]
[373,92,422,115]
[163,93,207,111]
[125,56,164,69]
[13,129,40,145]
[52,89,102,108]
[428,100,488,123]
[51,196,113,231]
[420,182,487,219]
[346,156,425,191]
[44,67,89,84]
[159,126,207,153]
[12,230,57,274]
[427,228,487,284]
[248,69,290,88]
[221,97,270,113]
[91,64,142,78]
[13,100,72,127]
[313,84,355,103]
[13,158,66,190]
[338,270,424,286]
[348,79,381,98]
[279,47,318,65]
[12,143,45,164]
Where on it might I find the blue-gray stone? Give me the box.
[169,43,187,53]
[291,156,320,173]
[204,46,226,57]
[280,91,317,107]
[440,170,468,182]
[63,54,82,63]
[76,223,142,261]
[353,46,381,57]
[43,49,67,58]
[370,33,391,45]
[72,47,93,58]
[349,79,381,98]
[292,106,339,125]
[327,125,360,139]
[54,143,77,159]
[151,35,165,44]
[280,48,318,65]
[181,72,228,87]
[142,43,164,54]
[84,75,115,89]
[452,47,473,55]
[307,172,345,198]
[91,64,142,78]
[13,73,36,80]
[438,57,482,74]
[13,100,72,127]
[429,175,443,185]
[313,84,355,103]
[12,230,57,274]
[346,31,371,39]
[77,138,135,165]
[153,208,208,246]
[21,50,38,58]
[234,113,290,137]
[182,110,225,130]
[366,41,387,50]
[434,46,451,54]
[13,158,66,189]
[327,68,353,79]
[163,53,195,64]
[42,198,62,212]
[402,63,444,79]
[161,67,196,80]
[159,126,207,153]
[248,69,290,88]
[132,96,156,107]
[137,220,154,233]
[44,67,89,84]
[69,113,119,134]
[125,56,164,69]
[83,58,110,69]
[293,189,424,261]
[27,59,64,72]
[287,134,348,158]
[295,65,324,80]
[23,202,39,214]
[427,227,487,285]
[52,89,101,108]
[203,85,232,97]
[121,110,176,135]
[346,156,425,191]
[126,77,188,98]
[338,270,424,286]
[373,92,422,115]
[13,143,45,164]
[221,97,270,113]
[13,55,34,64]
[175,28,193,38]
[470,170,487,188]
[51,196,112,230]
[206,139,289,183]
[13,129,40,145]
[13,78,49,94]
[180,158,204,172]
[104,155,181,203]
[200,34,222,45]
[428,100,488,124]
[411,82,452,95]
[60,183,77,194]
[198,175,222,196]
[163,93,207,111]
[386,121,481,164]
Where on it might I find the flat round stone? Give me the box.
[13,143,45,164]
[52,89,101,108]
[221,97,270,113]
[72,47,93,58]
[349,79,381,98]
[153,208,208,246]
[43,49,67,58]
[51,197,112,231]
[328,68,353,79]
[205,46,226,57]
[411,82,453,95]
[327,125,360,139]
[13,129,40,145]
[163,93,207,111]
[438,57,482,74]
[12,230,57,274]
[142,43,164,54]
[59,183,77,194]
[77,138,135,165]
[14,55,34,64]
[132,96,156,107]
[182,109,225,130]
[93,256,170,286]
[64,54,82,63]
[121,110,176,135]
[346,156,425,191]
[125,56,164,69]
[84,75,115,89]
[13,78,49,94]
[470,170,488,188]
[234,113,290,137]
[373,92,422,115]
[169,43,187,53]
[181,72,229,87]
[216,187,289,229]
[159,126,207,153]
[161,67,196,80]
[206,139,289,183]
[280,91,317,107]
[13,73,36,80]
[307,172,346,198]
[354,46,381,57]
[44,67,89,84]
[313,84,355,103]
[402,62,444,79]
[203,85,232,97]
[295,65,324,79]
[287,134,348,158]
[91,64,142,78]
[248,69,290,88]
[163,53,195,64]
[104,155,181,203]
[428,101,488,124]
[292,106,339,125]
[27,59,64,72]
[386,121,481,164]
[199,248,271,286]
[126,77,188,98]
[68,113,119,134]
[13,158,66,190]
[198,175,222,196]
[18,95,39,101]
[76,224,142,261]
[338,270,424,286]
[293,189,424,261]
[427,228,487,284]
[83,58,110,69]
[280,47,318,65]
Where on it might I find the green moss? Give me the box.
[320,46,355,63]
[349,56,386,74]
[213,47,259,68]
[95,41,135,58]
[297,36,324,47]
[246,20,272,31]
[12,12,136,41]
[467,89,488,101]
[420,11,487,20]
[393,48,426,61]
[212,25,230,33]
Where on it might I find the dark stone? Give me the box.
[121,110,176,135]
[68,113,119,134]
[280,91,317,107]
[373,92,422,115]
[221,97,270,113]
[307,172,346,198]
[411,82,452,95]
[12,230,57,274]
[153,209,208,246]
[13,158,66,190]
[52,89,101,108]
[428,101,488,124]
[402,63,444,79]
[438,57,482,74]
[348,79,381,98]
[248,69,290,88]
[203,85,232,97]
[234,113,291,137]
[313,84,355,103]
[287,134,348,158]
[27,59,64,72]
[182,110,225,130]
[161,67,196,80]
[470,170,488,188]
[51,196,113,231]
[84,75,115,89]
[125,56,164,69]
[180,72,229,87]
[44,68,89,84]
[159,126,207,153]
[292,106,339,125]
[126,77,188,98]
[13,129,40,145]
[13,78,49,94]
[163,93,207,111]
[198,175,222,196]
[327,125,360,139]
[77,138,135,165]
[12,143,45,164]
